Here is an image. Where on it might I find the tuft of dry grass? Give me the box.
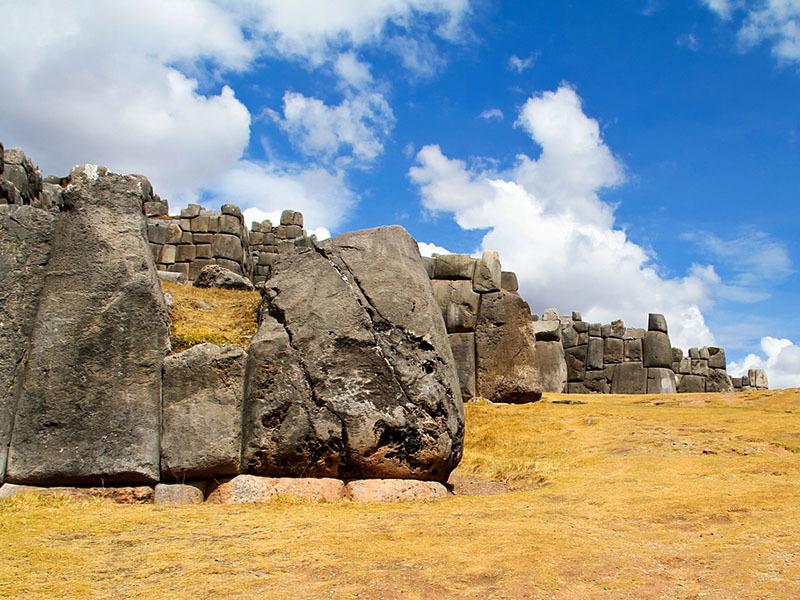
[161,280,261,353]
[2,389,799,599]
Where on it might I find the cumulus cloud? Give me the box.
[1,0,470,216]
[1,1,252,204]
[418,241,453,256]
[409,85,717,349]
[479,108,504,120]
[728,336,800,389]
[208,159,356,232]
[274,91,395,166]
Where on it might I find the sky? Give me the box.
[2,0,799,387]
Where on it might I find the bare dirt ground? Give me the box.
[2,389,799,599]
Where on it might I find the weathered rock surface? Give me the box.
[448,333,477,400]
[154,482,206,505]
[345,479,448,502]
[472,250,501,293]
[6,166,169,485]
[241,226,464,482]
[610,362,646,394]
[475,291,542,403]
[432,279,479,333]
[536,341,567,393]
[0,205,57,482]
[161,344,246,480]
[643,331,672,368]
[678,374,706,393]
[194,264,254,290]
[647,368,677,394]
[706,368,734,393]
[648,313,668,333]
[205,475,345,503]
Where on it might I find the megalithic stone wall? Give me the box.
[425,252,543,403]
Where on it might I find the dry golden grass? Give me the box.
[161,280,261,353]
[2,389,799,599]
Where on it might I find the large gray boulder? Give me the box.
[241,226,464,482]
[6,166,170,485]
[431,279,479,333]
[536,341,567,393]
[0,205,57,482]
[707,368,734,393]
[161,344,246,480]
[475,291,542,403]
[647,368,677,394]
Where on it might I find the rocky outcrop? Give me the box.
[6,165,170,485]
[241,226,464,482]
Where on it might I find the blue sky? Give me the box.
[2,0,799,386]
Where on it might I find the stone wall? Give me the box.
[425,252,543,403]
[146,205,314,285]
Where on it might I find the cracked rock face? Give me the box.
[241,226,464,482]
[6,166,169,485]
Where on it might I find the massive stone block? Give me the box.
[610,362,646,394]
[648,313,668,333]
[472,250,501,293]
[708,347,727,370]
[431,279,480,333]
[586,337,604,370]
[532,319,561,342]
[432,254,475,280]
[565,345,587,381]
[161,344,246,480]
[536,341,567,393]
[707,368,734,393]
[0,206,57,482]
[6,166,170,485]
[678,374,706,393]
[643,331,672,368]
[624,338,643,363]
[603,337,624,364]
[448,333,477,400]
[647,368,677,394]
[749,369,769,390]
[476,291,542,403]
[241,226,464,482]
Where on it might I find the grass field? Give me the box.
[2,389,798,599]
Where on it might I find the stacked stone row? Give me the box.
[0,144,61,210]
[147,203,250,281]
[248,209,314,286]
[732,369,769,391]
[425,251,542,403]
[531,309,568,393]
[672,346,734,392]
[560,313,678,394]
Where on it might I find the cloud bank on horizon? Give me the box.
[1,0,798,388]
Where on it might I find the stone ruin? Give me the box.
[0,143,770,503]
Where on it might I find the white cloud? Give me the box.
[274,90,395,166]
[1,1,252,204]
[728,336,800,389]
[418,242,452,256]
[479,108,504,120]
[409,85,718,349]
[739,0,800,62]
[210,159,356,232]
[228,0,470,63]
[508,54,537,73]
[334,52,374,90]
[1,0,470,218]
[701,0,736,19]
